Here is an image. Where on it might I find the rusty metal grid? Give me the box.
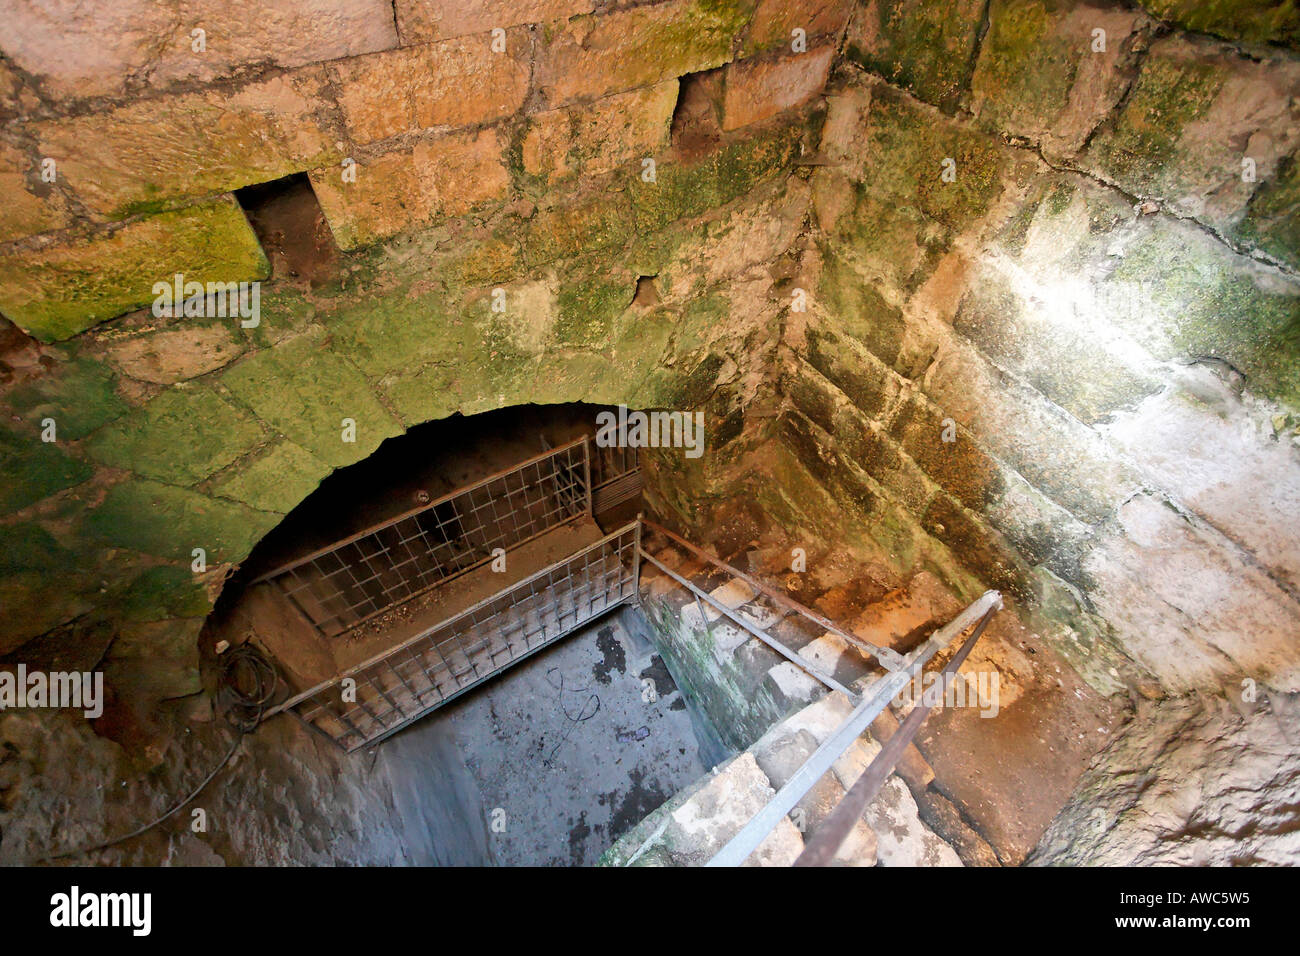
[256,438,593,639]
[269,521,641,753]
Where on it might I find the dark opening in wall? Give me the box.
[670,68,724,158]
[235,173,339,287]
[632,275,660,308]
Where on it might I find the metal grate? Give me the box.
[254,438,593,639]
[591,443,642,513]
[268,521,642,752]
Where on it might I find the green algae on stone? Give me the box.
[86,384,267,485]
[5,356,129,440]
[971,0,1077,138]
[818,247,908,370]
[556,271,631,347]
[1110,224,1300,409]
[0,196,270,342]
[220,328,403,467]
[0,425,94,515]
[209,439,332,514]
[121,565,212,622]
[629,122,804,233]
[82,478,279,563]
[1136,0,1300,50]
[1236,154,1300,270]
[845,0,987,113]
[1084,46,1223,199]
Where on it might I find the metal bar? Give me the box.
[641,518,906,672]
[265,521,641,719]
[631,515,643,606]
[251,437,590,584]
[794,605,998,867]
[582,435,593,518]
[704,590,1002,867]
[638,546,858,701]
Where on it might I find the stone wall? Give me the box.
[0,0,844,709]
[770,0,1300,700]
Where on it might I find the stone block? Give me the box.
[743,0,851,55]
[35,69,343,218]
[521,81,678,185]
[1084,35,1300,234]
[220,328,402,467]
[329,30,530,145]
[0,0,398,99]
[0,197,269,342]
[209,439,332,514]
[86,384,267,486]
[310,128,511,249]
[971,0,1149,156]
[395,0,595,42]
[721,45,834,130]
[0,142,71,243]
[534,0,753,106]
[844,0,986,112]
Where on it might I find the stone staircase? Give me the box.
[602,529,965,866]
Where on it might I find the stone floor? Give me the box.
[425,607,708,866]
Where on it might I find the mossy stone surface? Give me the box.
[0,426,94,515]
[86,384,267,485]
[0,197,269,342]
[220,329,403,467]
[208,439,332,515]
[82,478,279,563]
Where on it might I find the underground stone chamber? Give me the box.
[2,0,1300,870]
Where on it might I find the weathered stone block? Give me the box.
[522,193,633,265]
[329,31,530,145]
[521,81,678,185]
[82,478,278,563]
[535,0,754,106]
[209,439,332,514]
[0,425,93,515]
[220,328,402,467]
[1235,154,1300,271]
[310,128,511,249]
[101,318,248,385]
[1107,219,1300,410]
[4,356,129,440]
[35,69,343,218]
[1084,36,1300,233]
[1135,0,1300,51]
[1083,493,1300,693]
[743,0,850,55]
[395,0,595,42]
[0,0,398,100]
[629,120,804,232]
[86,384,267,486]
[845,0,986,112]
[971,0,1148,156]
[954,266,1163,425]
[0,197,269,342]
[721,45,834,130]
[0,143,71,243]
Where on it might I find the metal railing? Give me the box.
[253,438,594,639]
[265,521,643,752]
[705,590,1003,867]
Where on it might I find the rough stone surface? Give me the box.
[0,197,269,341]
[34,69,344,218]
[845,0,986,112]
[534,0,752,106]
[521,81,678,184]
[1032,690,1300,865]
[0,0,399,100]
[721,46,835,130]
[329,32,531,145]
[310,128,511,249]
[396,0,595,43]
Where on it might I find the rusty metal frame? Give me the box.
[253,438,595,640]
[264,521,642,753]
